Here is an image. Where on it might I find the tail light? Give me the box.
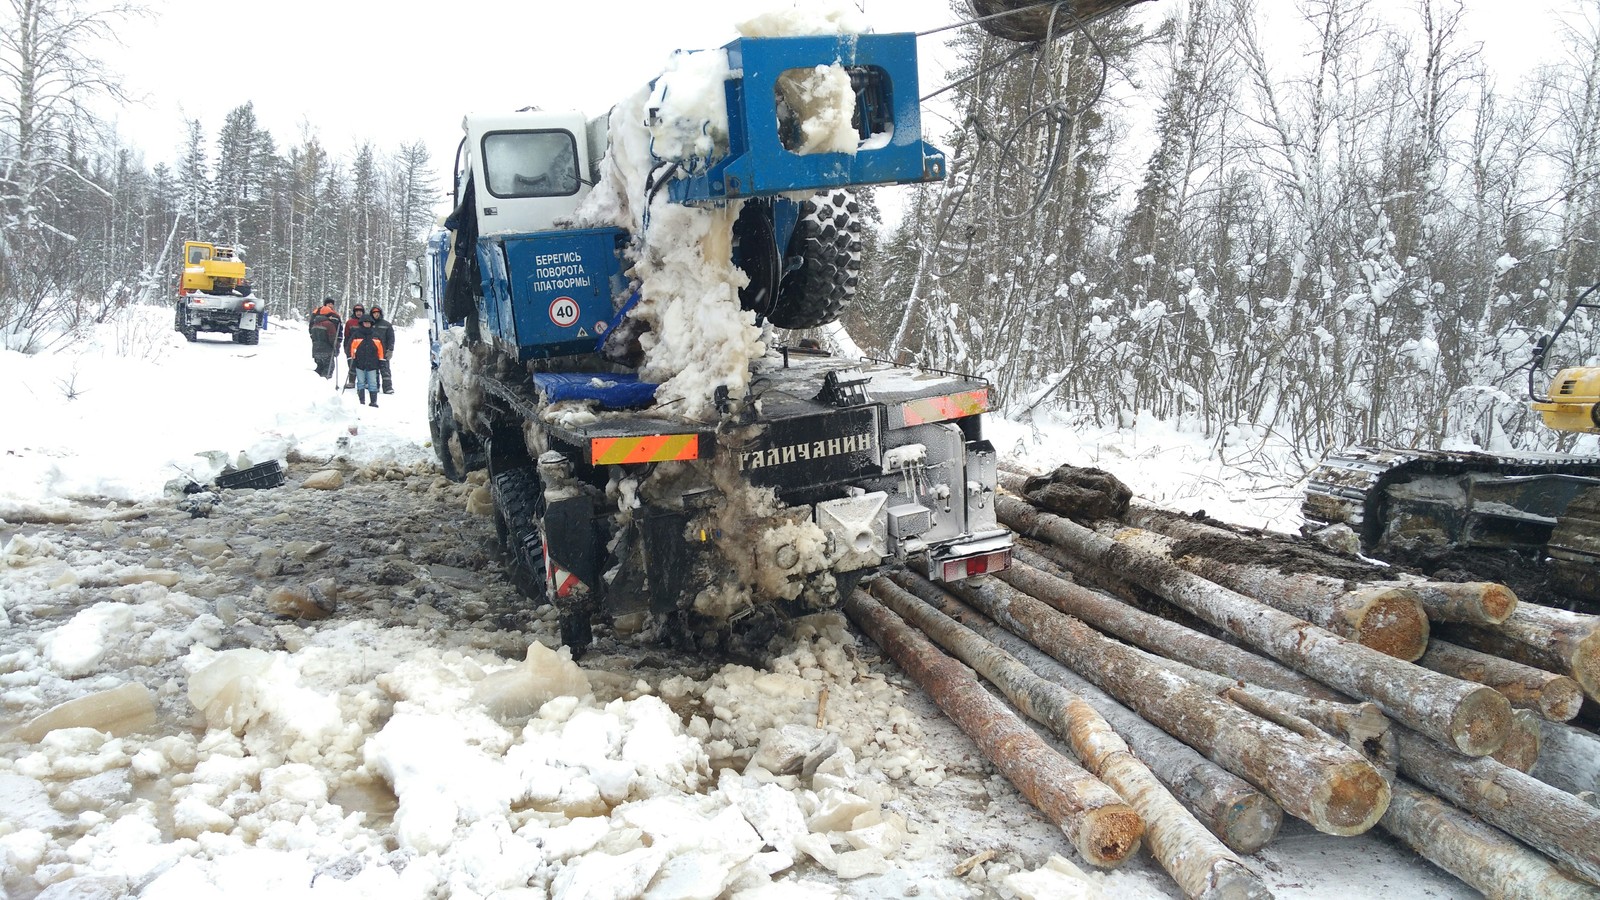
[242,301,256,311]
[941,549,1012,582]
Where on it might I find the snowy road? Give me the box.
[0,306,1474,898]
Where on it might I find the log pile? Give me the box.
[840,463,1600,900]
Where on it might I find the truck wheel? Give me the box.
[768,190,861,330]
[428,378,485,481]
[237,329,259,346]
[492,467,547,602]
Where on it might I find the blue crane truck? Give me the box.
[425,31,1013,655]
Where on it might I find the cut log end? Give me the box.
[1490,710,1543,774]
[1537,677,1586,723]
[1074,805,1145,868]
[1347,587,1430,662]
[1199,860,1276,900]
[1476,583,1518,625]
[1310,761,1393,836]
[1217,794,1284,855]
[1451,685,1514,757]
[1572,634,1600,703]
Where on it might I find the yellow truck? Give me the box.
[174,241,262,344]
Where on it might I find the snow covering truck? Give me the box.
[174,241,262,344]
[427,29,1012,654]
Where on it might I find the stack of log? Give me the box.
[842,464,1600,900]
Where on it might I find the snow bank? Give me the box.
[0,305,435,515]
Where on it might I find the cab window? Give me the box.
[187,246,211,264]
[481,130,579,199]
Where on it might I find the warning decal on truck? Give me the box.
[590,434,700,465]
[897,388,990,427]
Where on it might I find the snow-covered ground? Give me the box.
[0,306,1473,899]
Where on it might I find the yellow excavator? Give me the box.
[1304,288,1600,609]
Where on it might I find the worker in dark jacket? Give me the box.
[348,323,385,407]
[308,301,341,379]
[368,306,397,394]
[343,304,368,388]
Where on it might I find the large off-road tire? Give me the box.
[492,467,546,603]
[768,190,861,330]
[233,328,259,345]
[175,303,198,342]
[428,375,485,481]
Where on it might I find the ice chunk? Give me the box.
[551,845,668,900]
[187,648,274,730]
[0,774,72,832]
[40,602,135,677]
[13,682,156,742]
[300,470,344,490]
[265,585,336,620]
[806,788,875,833]
[474,641,591,721]
[1004,855,1102,900]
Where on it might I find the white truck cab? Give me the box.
[457,111,598,236]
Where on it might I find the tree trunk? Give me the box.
[1389,578,1518,626]
[1007,548,1342,700]
[841,589,1145,867]
[1380,779,1600,900]
[1438,604,1600,702]
[865,578,1269,900]
[999,495,1512,757]
[1135,649,1396,778]
[1116,502,1516,626]
[1100,523,1429,662]
[1419,640,1584,722]
[912,571,1392,836]
[878,572,1285,855]
[1394,725,1600,885]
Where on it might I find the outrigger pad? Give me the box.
[532,373,659,410]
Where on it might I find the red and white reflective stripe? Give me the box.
[543,544,580,598]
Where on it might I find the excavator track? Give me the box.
[1304,446,1600,609]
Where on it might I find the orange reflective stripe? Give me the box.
[900,388,990,426]
[591,434,700,465]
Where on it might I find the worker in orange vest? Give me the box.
[348,322,386,406]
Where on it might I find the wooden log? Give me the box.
[1135,649,1397,778]
[1394,725,1600,885]
[1380,779,1600,900]
[1118,504,1518,626]
[1419,639,1584,722]
[911,570,1392,836]
[885,573,1283,855]
[1101,523,1430,662]
[841,589,1145,867]
[1489,708,1543,774]
[1439,603,1600,702]
[1007,547,1344,701]
[999,494,1513,757]
[1389,579,1518,627]
[865,578,1270,900]
[1531,721,1600,797]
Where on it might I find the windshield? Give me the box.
[481,130,580,199]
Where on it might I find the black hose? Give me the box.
[1529,281,1600,402]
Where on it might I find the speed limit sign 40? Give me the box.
[549,297,580,328]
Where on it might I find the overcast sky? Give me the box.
[99,0,1578,200]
